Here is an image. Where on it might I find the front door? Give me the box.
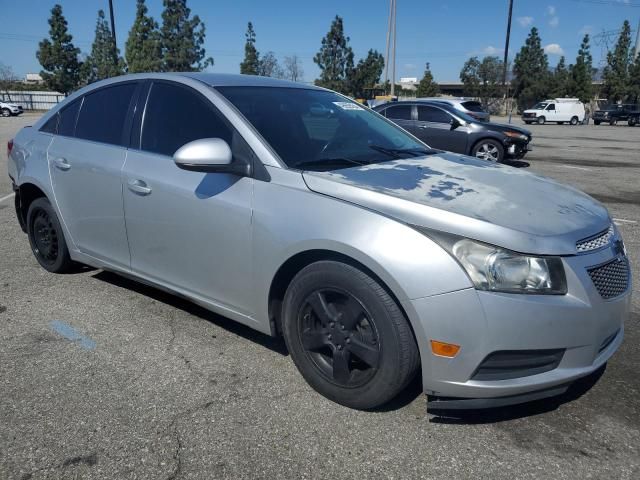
[122,81,254,315]
[414,105,469,154]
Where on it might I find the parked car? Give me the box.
[592,104,640,126]
[418,97,491,122]
[373,100,530,163]
[0,101,24,117]
[8,73,630,410]
[522,98,585,125]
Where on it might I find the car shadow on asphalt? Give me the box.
[503,159,530,168]
[91,271,289,356]
[427,365,606,424]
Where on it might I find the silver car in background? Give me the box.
[7,74,631,410]
[419,97,491,122]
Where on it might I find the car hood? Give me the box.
[478,121,531,137]
[302,152,610,255]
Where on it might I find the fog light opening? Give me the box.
[430,340,460,358]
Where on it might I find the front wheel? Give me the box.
[27,197,75,273]
[1,108,11,117]
[282,261,419,410]
[472,139,504,163]
[537,116,546,125]
[570,116,579,125]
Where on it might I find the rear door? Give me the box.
[48,82,138,268]
[414,105,469,153]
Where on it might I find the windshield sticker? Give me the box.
[332,101,364,111]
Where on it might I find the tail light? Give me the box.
[7,139,13,158]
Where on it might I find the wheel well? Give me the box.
[16,183,47,232]
[268,250,415,343]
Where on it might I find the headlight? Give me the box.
[504,131,528,141]
[425,233,567,294]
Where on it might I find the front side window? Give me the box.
[546,104,556,111]
[533,102,548,110]
[417,106,451,123]
[76,83,136,146]
[217,86,429,170]
[141,82,233,157]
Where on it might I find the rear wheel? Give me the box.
[1,108,11,117]
[472,139,504,163]
[570,116,579,125]
[282,261,419,410]
[537,116,546,125]
[27,197,75,273]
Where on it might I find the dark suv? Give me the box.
[593,104,640,126]
[373,100,531,163]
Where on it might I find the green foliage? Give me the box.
[82,10,125,84]
[459,56,504,109]
[568,34,593,103]
[313,15,354,94]
[602,20,632,102]
[240,22,260,75]
[126,0,162,73]
[416,63,439,97]
[348,49,384,99]
[36,4,82,95]
[549,56,569,97]
[512,27,550,110]
[160,0,213,72]
[629,54,640,102]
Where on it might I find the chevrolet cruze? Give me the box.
[7,74,631,410]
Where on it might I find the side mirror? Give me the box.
[173,138,250,176]
[450,118,462,130]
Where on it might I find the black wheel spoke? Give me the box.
[347,337,379,367]
[307,291,337,326]
[301,328,328,351]
[339,295,366,330]
[332,349,351,383]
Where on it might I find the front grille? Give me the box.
[471,349,565,381]
[576,225,614,252]
[588,258,630,299]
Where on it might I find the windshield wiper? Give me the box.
[369,145,436,158]
[294,157,368,171]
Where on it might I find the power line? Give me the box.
[568,0,640,6]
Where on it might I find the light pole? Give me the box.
[502,0,514,122]
[108,0,118,66]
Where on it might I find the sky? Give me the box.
[1,0,639,83]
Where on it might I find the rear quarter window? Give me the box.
[39,98,82,136]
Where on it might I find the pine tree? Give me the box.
[460,56,504,109]
[313,15,354,94]
[602,20,632,102]
[126,0,162,73]
[36,4,82,95]
[240,22,260,75]
[348,49,384,99]
[629,54,640,103]
[160,0,213,72]
[568,34,593,103]
[549,56,569,97]
[82,10,125,84]
[512,27,550,110]
[416,63,439,97]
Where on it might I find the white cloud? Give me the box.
[483,46,503,55]
[517,16,534,27]
[547,5,556,15]
[544,43,564,55]
[546,5,558,27]
[549,16,559,27]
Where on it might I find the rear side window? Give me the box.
[417,106,451,123]
[40,98,82,136]
[461,101,484,112]
[384,104,412,120]
[141,82,233,156]
[75,83,136,146]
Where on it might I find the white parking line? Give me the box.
[0,193,15,203]
[557,165,593,172]
[613,218,638,225]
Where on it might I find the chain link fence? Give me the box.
[1,91,64,111]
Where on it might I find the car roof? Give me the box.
[180,72,319,90]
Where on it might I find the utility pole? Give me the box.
[383,0,397,96]
[384,0,392,91]
[391,0,396,96]
[634,18,640,60]
[108,0,118,66]
[502,0,514,122]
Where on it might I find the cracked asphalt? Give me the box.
[1,113,639,479]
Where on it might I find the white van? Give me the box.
[522,98,585,125]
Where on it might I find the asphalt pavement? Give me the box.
[0,112,638,479]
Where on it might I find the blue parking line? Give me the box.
[50,320,97,351]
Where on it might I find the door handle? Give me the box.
[53,157,71,170]
[127,179,152,196]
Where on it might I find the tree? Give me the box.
[416,62,439,97]
[258,51,284,78]
[0,63,19,99]
[82,10,125,84]
[549,56,569,97]
[459,56,504,110]
[602,20,632,102]
[313,15,354,93]
[240,22,260,75]
[512,27,550,110]
[126,0,162,73]
[348,49,384,99]
[283,55,303,82]
[36,4,82,95]
[629,54,640,103]
[160,0,213,72]
[568,34,593,103]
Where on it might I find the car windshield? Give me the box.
[532,102,548,110]
[216,86,432,170]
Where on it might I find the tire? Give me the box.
[594,120,601,125]
[26,197,75,273]
[1,108,11,117]
[282,261,419,410]
[537,116,546,125]
[570,116,579,125]
[472,138,504,163]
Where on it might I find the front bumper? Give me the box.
[411,242,631,406]
[505,139,530,159]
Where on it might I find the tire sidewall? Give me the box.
[26,197,71,272]
[570,117,578,125]
[537,116,545,125]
